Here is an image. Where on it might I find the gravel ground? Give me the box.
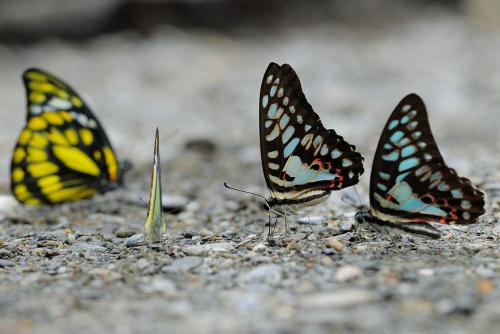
[0,7,499,334]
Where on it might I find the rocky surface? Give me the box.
[0,5,499,334]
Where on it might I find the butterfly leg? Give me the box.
[283,212,288,236]
[306,214,319,239]
[260,210,272,237]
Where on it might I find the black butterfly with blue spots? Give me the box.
[355,94,485,238]
[260,63,364,214]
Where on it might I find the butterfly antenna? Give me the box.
[224,182,271,211]
[353,185,364,208]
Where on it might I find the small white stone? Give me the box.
[252,243,267,252]
[0,195,22,220]
[183,242,234,256]
[297,216,325,225]
[301,289,375,309]
[417,268,435,277]
[335,265,363,282]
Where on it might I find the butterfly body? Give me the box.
[267,189,330,214]
[354,210,441,239]
[259,63,364,213]
[356,94,485,238]
[10,68,127,205]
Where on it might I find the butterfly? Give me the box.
[145,128,166,242]
[355,94,485,238]
[10,68,128,205]
[260,62,364,214]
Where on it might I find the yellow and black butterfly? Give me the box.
[10,68,128,205]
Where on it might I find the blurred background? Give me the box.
[1,2,499,334]
[0,0,499,196]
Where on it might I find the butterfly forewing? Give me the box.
[259,62,364,203]
[370,94,485,224]
[10,68,123,204]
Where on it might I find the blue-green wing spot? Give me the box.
[369,93,485,225]
[259,62,364,204]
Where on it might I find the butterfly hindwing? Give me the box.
[10,68,123,205]
[259,63,364,204]
[370,94,485,224]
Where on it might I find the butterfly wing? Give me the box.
[259,63,364,204]
[10,68,123,205]
[370,94,485,224]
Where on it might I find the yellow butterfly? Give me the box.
[10,68,128,205]
[145,128,166,242]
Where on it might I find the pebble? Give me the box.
[162,256,203,273]
[239,264,283,287]
[71,243,107,253]
[325,237,344,252]
[465,242,485,252]
[0,259,15,268]
[146,277,177,295]
[335,265,363,282]
[0,195,21,218]
[37,230,68,242]
[435,266,464,275]
[475,266,495,279]
[290,233,307,241]
[116,230,135,238]
[492,224,500,235]
[124,234,146,247]
[0,249,12,257]
[182,242,234,256]
[417,268,435,277]
[297,216,325,225]
[341,222,353,232]
[162,194,189,212]
[301,289,376,309]
[252,243,267,252]
[184,138,217,155]
[322,248,335,255]
[137,258,151,270]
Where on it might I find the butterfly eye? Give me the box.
[324,162,330,170]
[422,195,433,204]
[311,164,320,171]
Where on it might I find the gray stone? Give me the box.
[297,216,325,225]
[475,266,495,278]
[251,243,267,252]
[143,277,176,295]
[182,242,234,256]
[300,289,376,309]
[341,222,353,232]
[38,230,68,242]
[239,264,283,287]
[71,242,107,253]
[492,224,500,235]
[162,256,203,273]
[116,230,135,238]
[124,234,145,247]
[162,194,189,211]
[0,259,15,267]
